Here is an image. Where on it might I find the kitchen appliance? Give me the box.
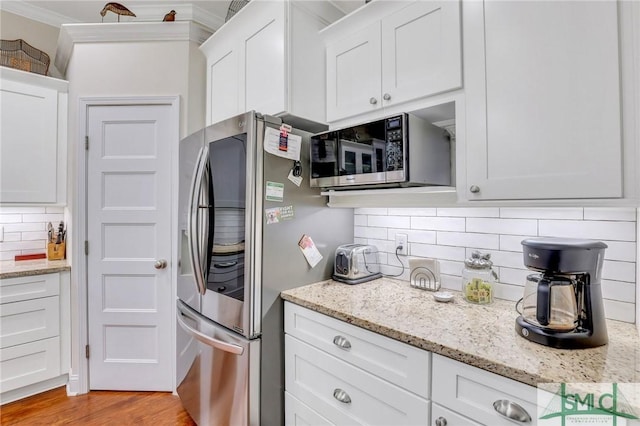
[310,113,451,188]
[515,237,608,349]
[176,111,353,425]
[332,244,381,284]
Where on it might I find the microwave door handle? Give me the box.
[188,146,207,295]
[176,311,244,355]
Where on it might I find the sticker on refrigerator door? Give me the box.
[265,205,294,224]
[265,181,284,202]
[264,127,301,161]
[298,234,323,268]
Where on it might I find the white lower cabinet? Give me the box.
[432,354,538,425]
[0,272,70,403]
[284,302,430,425]
[285,302,540,426]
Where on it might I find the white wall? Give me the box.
[354,207,637,323]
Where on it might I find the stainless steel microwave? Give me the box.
[310,113,451,188]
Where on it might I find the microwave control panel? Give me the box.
[385,116,405,172]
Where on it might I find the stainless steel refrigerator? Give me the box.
[176,111,353,425]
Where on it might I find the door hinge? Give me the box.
[85,345,90,359]
[85,136,89,150]
[84,240,89,255]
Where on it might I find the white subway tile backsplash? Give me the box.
[500,207,583,220]
[358,206,638,323]
[21,231,48,241]
[388,208,436,216]
[368,215,410,229]
[411,243,465,261]
[602,260,636,283]
[45,206,65,214]
[584,208,637,222]
[412,216,465,232]
[437,231,499,250]
[21,214,64,223]
[2,223,45,232]
[0,240,45,252]
[467,218,538,236]
[354,215,367,226]
[0,214,23,224]
[354,208,388,215]
[437,207,500,218]
[0,207,46,214]
[538,220,636,242]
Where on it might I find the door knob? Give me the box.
[469,185,480,193]
[383,93,391,101]
[154,259,168,269]
[369,97,378,105]
[435,417,447,426]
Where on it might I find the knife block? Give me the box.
[47,242,66,260]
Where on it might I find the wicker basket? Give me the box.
[1,39,50,75]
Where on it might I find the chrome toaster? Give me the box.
[332,244,382,285]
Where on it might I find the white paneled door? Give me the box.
[86,103,174,391]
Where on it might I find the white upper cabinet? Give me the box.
[464,1,623,200]
[0,67,67,205]
[325,0,462,122]
[201,0,342,126]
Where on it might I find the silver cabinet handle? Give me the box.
[383,93,391,101]
[435,417,447,426]
[369,97,378,105]
[333,388,351,404]
[469,185,480,193]
[493,400,532,423]
[154,259,167,269]
[332,335,352,350]
[176,311,244,355]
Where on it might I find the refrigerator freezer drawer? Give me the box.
[176,300,260,426]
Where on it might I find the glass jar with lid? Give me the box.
[462,251,497,304]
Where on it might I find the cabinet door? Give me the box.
[381,0,461,107]
[465,1,622,200]
[239,0,286,116]
[0,79,58,203]
[207,40,241,125]
[326,23,382,122]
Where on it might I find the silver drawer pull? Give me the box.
[435,417,447,426]
[493,400,531,423]
[332,335,351,350]
[333,388,352,404]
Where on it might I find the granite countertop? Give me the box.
[281,278,640,392]
[0,259,71,279]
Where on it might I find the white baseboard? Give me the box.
[0,375,68,405]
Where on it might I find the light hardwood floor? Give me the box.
[0,386,196,425]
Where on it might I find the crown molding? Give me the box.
[55,21,212,75]
[0,1,80,27]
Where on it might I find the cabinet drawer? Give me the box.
[432,354,537,425]
[0,336,61,393]
[284,302,430,398]
[0,273,60,304]
[285,335,429,426]
[431,402,481,426]
[0,296,60,349]
[285,391,334,426]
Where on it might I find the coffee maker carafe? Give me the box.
[515,237,608,349]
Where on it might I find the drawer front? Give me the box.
[0,296,60,348]
[284,302,430,398]
[0,336,61,393]
[0,273,59,304]
[285,335,430,426]
[432,354,538,426]
[431,402,481,426]
[285,391,335,426]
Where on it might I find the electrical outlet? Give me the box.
[395,233,408,255]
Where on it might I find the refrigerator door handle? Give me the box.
[177,310,244,355]
[188,146,208,295]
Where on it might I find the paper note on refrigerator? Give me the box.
[298,234,323,268]
[264,127,301,161]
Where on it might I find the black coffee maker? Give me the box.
[515,237,608,349]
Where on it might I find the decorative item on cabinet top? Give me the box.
[162,10,176,22]
[100,2,136,22]
[0,39,50,76]
[226,0,250,22]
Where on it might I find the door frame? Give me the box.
[71,96,180,395]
